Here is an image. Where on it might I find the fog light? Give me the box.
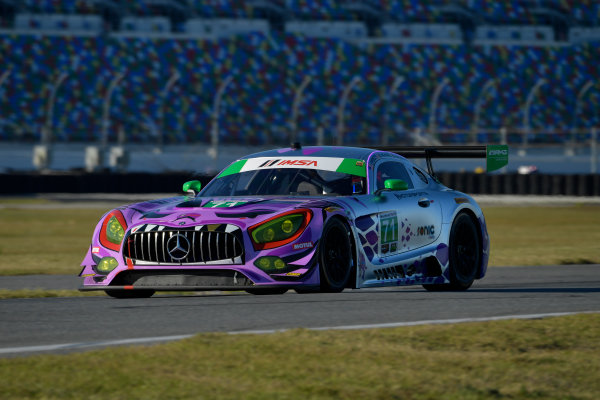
[257,257,272,270]
[94,257,119,275]
[274,258,285,269]
[254,256,287,273]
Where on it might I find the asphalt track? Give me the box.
[0,264,599,357]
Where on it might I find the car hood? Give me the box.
[121,195,342,230]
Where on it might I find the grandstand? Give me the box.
[0,0,599,149]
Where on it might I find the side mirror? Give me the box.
[375,179,408,196]
[384,179,408,191]
[182,180,202,196]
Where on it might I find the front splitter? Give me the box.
[79,284,311,292]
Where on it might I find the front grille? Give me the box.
[123,224,244,265]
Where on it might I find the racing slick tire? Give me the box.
[104,289,155,298]
[423,212,481,292]
[319,218,353,293]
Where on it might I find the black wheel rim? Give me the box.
[451,217,479,282]
[322,224,351,286]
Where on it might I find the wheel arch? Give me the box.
[324,213,358,289]
[451,207,485,278]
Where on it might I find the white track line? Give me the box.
[228,311,600,335]
[0,334,194,355]
[1,311,598,356]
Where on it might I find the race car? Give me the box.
[79,144,508,298]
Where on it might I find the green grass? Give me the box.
[484,205,600,267]
[0,205,599,276]
[0,314,599,399]
[0,208,103,275]
[0,289,104,299]
[0,197,51,205]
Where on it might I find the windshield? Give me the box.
[201,168,366,197]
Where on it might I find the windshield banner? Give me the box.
[219,157,367,178]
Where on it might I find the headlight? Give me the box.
[106,216,124,244]
[248,209,312,250]
[99,210,127,251]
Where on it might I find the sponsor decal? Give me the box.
[238,157,366,177]
[380,211,399,256]
[285,272,302,277]
[259,159,318,167]
[293,242,314,250]
[394,191,429,200]
[416,225,435,236]
[381,242,398,254]
[486,144,509,172]
[203,200,248,208]
[92,247,100,254]
[81,273,96,277]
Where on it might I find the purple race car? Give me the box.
[79,144,508,298]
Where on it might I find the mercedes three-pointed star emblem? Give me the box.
[166,233,191,261]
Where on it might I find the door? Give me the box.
[374,160,442,258]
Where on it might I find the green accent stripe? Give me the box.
[217,160,247,178]
[336,158,367,177]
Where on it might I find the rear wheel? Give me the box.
[319,218,353,292]
[104,289,155,298]
[423,213,480,291]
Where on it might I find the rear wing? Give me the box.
[372,145,509,179]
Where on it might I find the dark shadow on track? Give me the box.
[470,287,600,294]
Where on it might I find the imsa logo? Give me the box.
[259,159,318,168]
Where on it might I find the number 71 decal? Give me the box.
[379,211,399,256]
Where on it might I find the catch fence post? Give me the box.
[592,127,598,174]
[499,126,507,145]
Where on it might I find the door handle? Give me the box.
[418,198,431,208]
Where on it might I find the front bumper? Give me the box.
[80,261,320,292]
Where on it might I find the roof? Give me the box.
[242,146,394,162]
[217,146,405,179]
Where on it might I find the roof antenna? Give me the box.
[291,142,302,150]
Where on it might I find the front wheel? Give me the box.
[319,218,353,292]
[423,213,480,291]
